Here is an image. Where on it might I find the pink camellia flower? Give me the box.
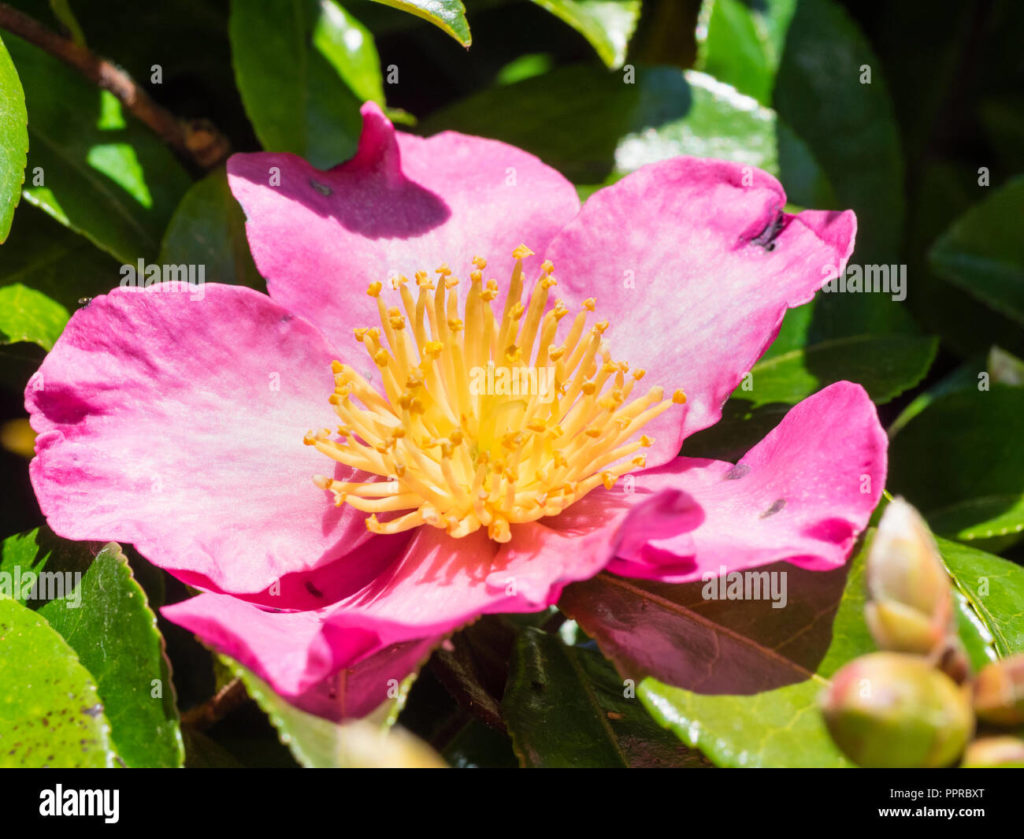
[26,103,886,719]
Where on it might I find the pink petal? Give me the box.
[26,283,390,598]
[604,381,887,583]
[227,102,581,346]
[544,157,857,467]
[163,507,625,704]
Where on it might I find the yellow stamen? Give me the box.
[309,247,685,543]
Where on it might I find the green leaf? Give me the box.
[929,176,1024,327]
[0,33,28,242]
[0,597,118,768]
[887,357,983,437]
[0,283,68,350]
[0,203,122,312]
[313,0,386,105]
[529,1,641,69]
[697,0,796,106]
[159,168,263,289]
[424,64,826,194]
[230,0,375,168]
[889,387,1024,544]
[0,528,184,768]
[503,627,709,767]
[740,333,937,408]
[224,658,445,767]
[938,536,1024,658]
[774,0,903,264]
[562,532,1006,767]
[684,333,936,462]
[369,0,470,46]
[6,36,191,262]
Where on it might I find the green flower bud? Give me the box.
[973,655,1024,726]
[821,652,974,768]
[962,736,1024,768]
[865,498,954,656]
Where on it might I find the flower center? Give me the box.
[304,245,685,543]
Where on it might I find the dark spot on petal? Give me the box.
[749,210,785,250]
[304,580,324,598]
[309,178,332,196]
[80,704,103,718]
[724,464,751,480]
[760,498,786,519]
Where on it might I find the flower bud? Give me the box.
[865,498,954,656]
[973,655,1024,726]
[962,736,1024,768]
[821,652,974,768]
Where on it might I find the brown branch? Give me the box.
[181,678,249,731]
[0,2,230,169]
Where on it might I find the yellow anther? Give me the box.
[672,390,687,404]
[512,244,534,259]
[308,249,684,543]
[541,260,554,274]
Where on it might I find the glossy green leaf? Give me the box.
[230,0,371,168]
[741,333,937,408]
[889,387,1024,544]
[504,627,709,767]
[929,176,1024,327]
[0,528,184,768]
[0,597,118,768]
[369,0,470,46]
[561,533,1004,767]
[6,36,191,262]
[697,0,796,106]
[159,168,263,289]
[938,536,1024,658]
[224,658,445,767]
[0,203,122,312]
[529,1,641,69]
[313,0,386,105]
[0,33,28,242]
[684,334,936,462]
[774,0,903,264]
[888,357,983,437]
[0,284,68,350]
[424,64,826,195]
